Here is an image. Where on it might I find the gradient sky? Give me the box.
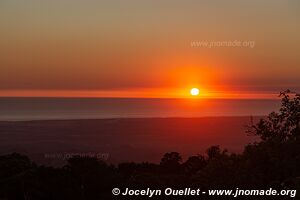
[0,0,299,98]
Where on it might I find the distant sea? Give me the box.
[0,97,281,121]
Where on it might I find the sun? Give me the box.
[190,88,200,96]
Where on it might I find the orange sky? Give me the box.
[0,1,299,98]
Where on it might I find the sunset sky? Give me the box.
[0,0,299,98]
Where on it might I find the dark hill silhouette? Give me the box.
[0,91,299,199]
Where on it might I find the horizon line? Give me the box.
[0,89,282,100]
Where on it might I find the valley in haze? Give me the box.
[0,116,260,165]
[0,97,277,165]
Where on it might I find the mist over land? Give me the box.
[0,117,259,165]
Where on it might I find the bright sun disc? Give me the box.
[190,88,200,96]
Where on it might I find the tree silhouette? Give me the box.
[0,91,300,199]
[160,152,182,173]
[206,145,228,160]
[183,155,207,174]
[247,90,300,142]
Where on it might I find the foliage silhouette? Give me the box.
[0,91,299,199]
